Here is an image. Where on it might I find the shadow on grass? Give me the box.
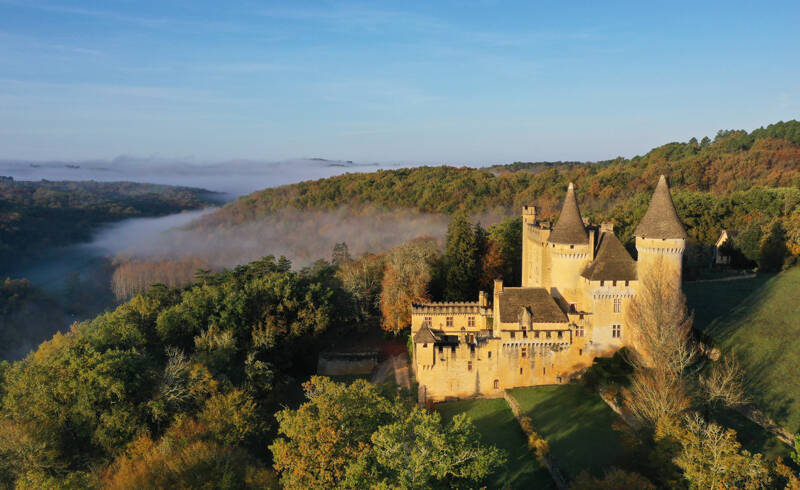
[436,398,554,489]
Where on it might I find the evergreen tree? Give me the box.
[443,214,481,301]
[759,220,788,272]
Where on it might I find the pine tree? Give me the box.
[443,214,480,301]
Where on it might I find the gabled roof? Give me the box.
[548,182,589,244]
[581,232,637,281]
[497,287,568,324]
[634,175,688,239]
[414,324,438,344]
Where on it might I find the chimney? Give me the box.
[600,222,614,234]
[493,278,504,295]
[478,291,489,308]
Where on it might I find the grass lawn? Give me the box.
[436,398,554,489]
[701,267,800,431]
[683,273,772,332]
[509,385,629,480]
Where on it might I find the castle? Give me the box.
[411,175,687,403]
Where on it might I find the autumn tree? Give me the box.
[337,252,385,323]
[380,238,440,334]
[342,407,504,489]
[271,376,504,489]
[698,353,748,419]
[489,216,523,286]
[269,377,394,489]
[759,220,788,272]
[624,260,696,427]
[673,413,771,489]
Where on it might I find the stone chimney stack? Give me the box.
[478,291,489,308]
[600,222,614,234]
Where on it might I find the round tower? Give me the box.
[634,175,687,285]
[547,182,591,308]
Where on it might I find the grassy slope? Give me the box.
[436,398,554,489]
[683,274,772,332]
[702,267,800,431]
[509,385,629,479]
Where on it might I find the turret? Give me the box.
[547,183,592,309]
[634,175,687,285]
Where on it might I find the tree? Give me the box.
[343,408,505,489]
[624,260,696,427]
[443,214,481,301]
[736,223,763,264]
[673,413,771,489]
[380,238,440,334]
[759,220,788,272]
[479,239,505,292]
[331,242,352,266]
[270,377,394,489]
[337,252,385,322]
[699,353,748,419]
[489,216,523,286]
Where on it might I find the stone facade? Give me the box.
[412,176,686,403]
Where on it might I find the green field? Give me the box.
[508,385,629,479]
[683,274,772,332]
[700,267,800,431]
[436,398,554,489]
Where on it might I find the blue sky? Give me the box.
[0,1,798,164]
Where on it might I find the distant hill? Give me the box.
[0,178,220,269]
[197,121,800,248]
[703,267,800,432]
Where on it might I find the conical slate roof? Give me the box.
[548,183,588,244]
[581,232,637,281]
[634,175,688,239]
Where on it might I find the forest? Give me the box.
[198,121,800,259]
[0,178,220,269]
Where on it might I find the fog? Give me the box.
[0,156,418,198]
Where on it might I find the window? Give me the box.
[522,330,527,338]
[613,298,621,313]
[575,325,584,337]
[446,317,453,327]
[423,343,427,348]
[613,280,617,287]
[488,351,492,359]
[438,345,443,353]
[494,379,499,389]
[424,316,431,323]
[612,324,621,338]
[579,348,583,356]
[510,331,516,339]
[521,347,527,358]
[543,367,546,375]
[520,367,523,374]
[468,361,473,371]
[534,330,540,339]
[546,331,551,339]
[468,316,475,327]
[625,281,629,287]
[451,345,456,353]
[600,280,604,287]
[557,331,563,339]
